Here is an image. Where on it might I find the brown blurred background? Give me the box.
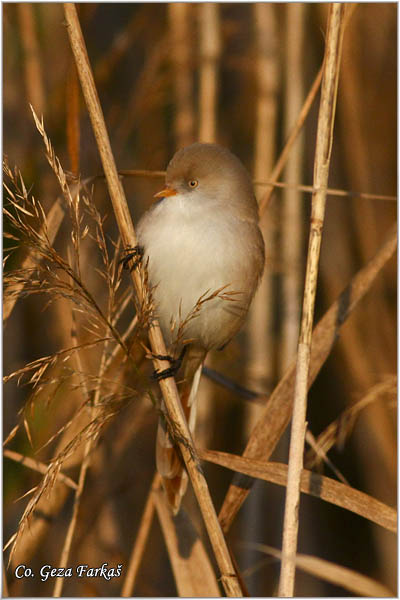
[3,3,396,597]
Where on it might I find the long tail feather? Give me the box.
[156,346,206,514]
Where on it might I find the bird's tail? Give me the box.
[156,346,206,514]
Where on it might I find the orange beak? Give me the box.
[154,186,177,199]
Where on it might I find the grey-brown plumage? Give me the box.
[137,143,265,513]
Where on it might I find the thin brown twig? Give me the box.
[279,6,345,595]
[247,543,394,597]
[121,473,160,597]
[305,375,397,471]
[63,5,242,595]
[53,245,95,597]
[116,169,397,203]
[255,180,397,203]
[3,450,78,490]
[53,436,93,597]
[258,65,323,216]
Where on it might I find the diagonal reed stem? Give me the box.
[63,4,242,596]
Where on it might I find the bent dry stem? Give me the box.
[63,4,242,595]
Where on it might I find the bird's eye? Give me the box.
[188,179,198,188]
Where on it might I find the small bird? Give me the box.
[137,143,265,513]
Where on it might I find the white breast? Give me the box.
[137,194,263,351]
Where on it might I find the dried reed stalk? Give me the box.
[119,168,397,203]
[4,450,78,490]
[53,437,92,597]
[121,473,160,597]
[198,3,220,142]
[218,226,396,532]
[258,5,356,218]
[330,13,397,587]
[241,4,279,587]
[153,489,221,596]
[63,4,242,595]
[53,244,108,597]
[256,180,396,203]
[258,64,322,216]
[247,3,279,394]
[17,3,44,114]
[281,4,305,373]
[75,399,153,593]
[195,3,221,464]
[66,59,80,175]
[278,6,345,595]
[168,3,194,147]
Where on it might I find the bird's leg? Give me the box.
[120,245,144,271]
[151,346,187,381]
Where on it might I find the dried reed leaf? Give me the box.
[201,449,397,533]
[304,429,348,485]
[219,224,397,532]
[305,375,397,469]
[153,489,221,597]
[3,424,20,448]
[247,543,394,597]
[3,450,78,490]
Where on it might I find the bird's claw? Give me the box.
[120,245,144,270]
[151,347,187,381]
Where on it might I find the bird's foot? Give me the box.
[120,245,144,271]
[151,347,187,381]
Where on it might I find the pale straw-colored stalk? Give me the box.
[53,242,109,597]
[198,3,220,142]
[17,3,45,114]
[242,4,279,592]
[63,4,242,595]
[278,5,345,596]
[168,3,194,147]
[248,2,279,394]
[281,4,305,374]
[195,2,221,456]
